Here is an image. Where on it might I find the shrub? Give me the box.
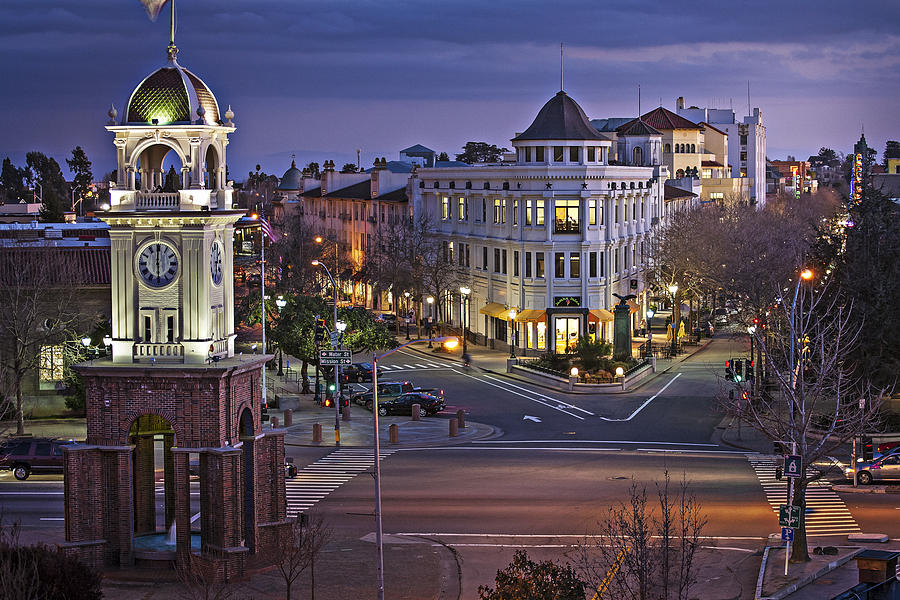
[574,336,612,372]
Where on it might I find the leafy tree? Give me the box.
[478,549,584,600]
[65,146,93,212]
[436,151,450,162]
[339,163,358,173]
[817,147,838,164]
[456,141,509,164]
[25,152,68,222]
[0,157,27,204]
[338,307,397,353]
[305,162,320,179]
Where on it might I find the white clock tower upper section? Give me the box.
[101,42,243,365]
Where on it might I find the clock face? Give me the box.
[137,242,179,288]
[210,241,223,286]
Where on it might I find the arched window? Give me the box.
[433,181,439,189]
[502,181,510,190]
[690,144,696,153]
[465,181,472,189]
[630,182,635,189]
[449,181,455,189]
[664,143,671,153]
[632,147,643,166]
[483,182,490,189]
[611,182,617,190]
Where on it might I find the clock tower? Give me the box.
[62,33,289,580]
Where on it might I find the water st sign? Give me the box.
[785,455,802,479]
[778,504,801,528]
[319,350,351,365]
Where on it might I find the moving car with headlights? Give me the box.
[845,449,900,485]
[342,362,384,383]
[375,391,445,417]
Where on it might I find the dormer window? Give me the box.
[525,147,532,162]
[553,146,564,162]
[587,147,596,162]
[535,147,545,162]
[569,147,579,162]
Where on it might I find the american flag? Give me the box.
[259,215,275,242]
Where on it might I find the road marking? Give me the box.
[458,372,585,420]
[481,375,594,416]
[286,448,396,518]
[598,374,682,422]
[747,456,860,536]
[475,440,720,447]
[394,532,767,541]
[523,415,542,423]
[0,491,65,496]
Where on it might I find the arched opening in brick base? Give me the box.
[239,407,256,553]
[129,414,178,539]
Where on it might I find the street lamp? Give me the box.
[371,335,459,600]
[667,284,678,356]
[426,296,434,348]
[275,296,287,376]
[403,291,411,340]
[312,259,342,446]
[508,308,517,359]
[459,286,471,355]
[646,308,655,352]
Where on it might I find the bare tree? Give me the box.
[0,246,81,436]
[719,279,888,563]
[571,471,706,600]
[0,514,41,600]
[176,556,236,600]
[273,513,333,600]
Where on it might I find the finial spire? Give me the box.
[560,42,564,91]
[166,0,178,61]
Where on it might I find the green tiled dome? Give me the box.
[124,59,220,126]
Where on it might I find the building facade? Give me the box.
[414,91,667,354]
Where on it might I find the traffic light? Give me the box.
[725,360,734,381]
[775,466,783,480]
[745,359,754,380]
[741,391,749,401]
[733,359,743,382]
[314,318,326,343]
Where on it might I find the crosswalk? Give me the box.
[378,359,459,373]
[747,456,860,536]
[285,448,397,517]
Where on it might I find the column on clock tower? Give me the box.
[180,229,208,363]
[108,229,136,363]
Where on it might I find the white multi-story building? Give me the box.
[676,97,767,207]
[413,91,668,354]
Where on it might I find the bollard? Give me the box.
[411,404,421,421]
[449,419,458,437]
[389,423,399,444]
[342,402,350,421]
[272,416,279,428]
[456,409,466,429]
[312,423,322,442]
[283,409,293,427]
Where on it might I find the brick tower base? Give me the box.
[61,355,290,581]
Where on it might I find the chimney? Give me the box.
[676,96,685,110]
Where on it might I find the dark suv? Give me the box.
[0,437,67,480]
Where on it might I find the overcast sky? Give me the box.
[1,0,898,181]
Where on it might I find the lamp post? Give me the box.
[668,284,678,356]
[747,324,757,394]
[403,291,411,340]
[459,286,470,355]
[788,269,813,430]
[646,308,655,354]
[312,259,342,446]
[102,335,112,358]
[275,296,287,376]
[426,296,434,348]
[508,308,517,359]
[371,335,459,600]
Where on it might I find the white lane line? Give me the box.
[0,491,65,496]
[40,517,65,521]
[481,375,594,416]
[637,449,751,454]
[396,446,623,452]
[598,374,682,422]
[394,532,767,541]
[458,371,585,420]
[475,439,720,447]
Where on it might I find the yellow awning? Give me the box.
[515,309,546,322]
[479,302,510,318]
[589,309,615,322]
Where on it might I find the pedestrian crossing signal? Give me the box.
[725,360,734,381]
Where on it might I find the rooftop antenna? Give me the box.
[560,42,564,91]
[638,84,641,120]
[747,81,751,117]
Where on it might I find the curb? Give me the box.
[832,484,900,494]
[713,415,760,453]
[755,546,864,600]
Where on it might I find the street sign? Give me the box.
[778,504,801,528]
[319,350,351,365]
[781,527,794,542]
[784,455,802,479]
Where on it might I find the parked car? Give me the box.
[376,392,445,417]
[846,451,900,485]
[352,381,444,410]
[342,362,384,383]
[246,273,261,287]
[713,308,729,325]
[0,437,67,480]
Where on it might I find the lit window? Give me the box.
[525,199,533,225]
[569,252,580,278]
[39,345,64,386]
[554,199,579,233]
[458,197,467,220]
[493,199,502,224]
[535,252,545,278]
[441,196,450,220]
[536,200,545,226]
[513,199,518,225]
[589,199,596,225]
